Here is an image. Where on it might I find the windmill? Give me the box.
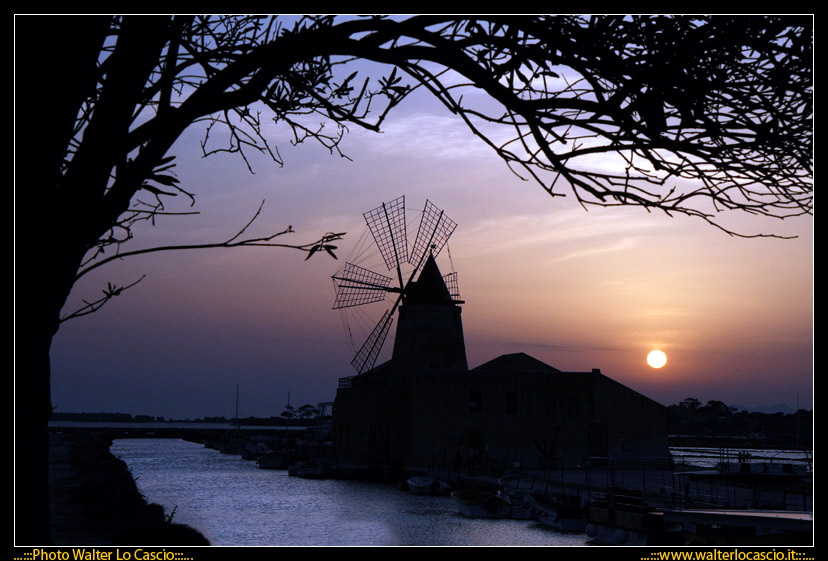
[332,196,461,375]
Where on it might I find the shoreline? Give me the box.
[47,432,210,546]
[43,431,812,547]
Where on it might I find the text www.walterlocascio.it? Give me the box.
[641,549,813,561]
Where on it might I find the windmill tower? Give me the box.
[332,196,467,374]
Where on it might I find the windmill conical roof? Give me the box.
[406,254,454,305]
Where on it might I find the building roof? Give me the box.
[405,253,454,305]
[471,352,562,373]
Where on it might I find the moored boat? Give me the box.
[407,476,452,496]
[586,490,662,545]
[293,463,335,479]
[497,476,553,520]
[257,451,291,470]
[524,494,587,533]
[219,440,245,455]
[585,523,650,546]
[242,441,272,460]
[450,489,512,519]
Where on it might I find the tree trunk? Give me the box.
[15,329,55,543]
[15,218,98,544]
[14,16,112,544]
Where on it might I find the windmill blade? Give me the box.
[332,262,394,309]
[410,199,457,271]
[443,271,462,302]
[351,308,394,374]
[363,195,408,272]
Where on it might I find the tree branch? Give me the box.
[59,276,147,324]
[75,201,345,283]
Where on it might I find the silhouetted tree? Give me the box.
[669,399,812,448]
[297,404,320,419]
[679,397,702,411]
[280,405,297,421]
[703,400,736,417]
[15,15,812,542]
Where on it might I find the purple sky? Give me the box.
[48,86,813,420]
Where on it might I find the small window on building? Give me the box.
[469,390,481,412]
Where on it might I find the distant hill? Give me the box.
[732,403,796,415]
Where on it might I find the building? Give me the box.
[333,255,669,473]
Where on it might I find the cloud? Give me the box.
[455,204,657,263]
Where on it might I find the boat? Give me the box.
[287,462,306,477]
[257,451,291,470]
[288,462,335,479]
[218,440,245,455]
[297,465,327,478]
[586,490,662,545]
[585,523,650,546]
[497,476,553,520]
[242,441,272,460]
[450,489,512,519]
[407,476,452,496]
[524,494,587,533]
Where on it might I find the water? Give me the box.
[110,438,591,547]
[670,446,812,471]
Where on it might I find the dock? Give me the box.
[660,508,813,546]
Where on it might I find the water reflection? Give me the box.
[111,438,590,546]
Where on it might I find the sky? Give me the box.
[47,75,813,420]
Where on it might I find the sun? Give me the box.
[647,349,667,369]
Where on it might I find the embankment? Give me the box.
[48,432,209,546]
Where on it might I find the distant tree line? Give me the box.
[668,398,812,449]
[51,405,328,426]
[51,412,165,423]
[280,403,319,421]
